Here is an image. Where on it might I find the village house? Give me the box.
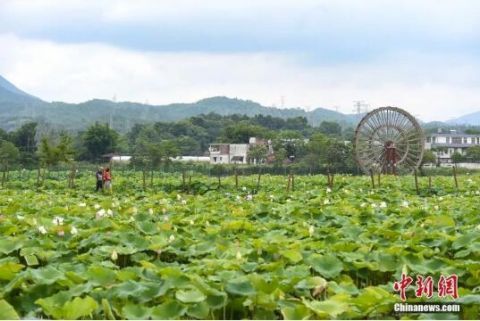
[208,137,273,164]
[424,130,480,163]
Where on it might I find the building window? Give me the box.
[426,137,431,143]
[452,137,461,144]
[213,157,217,162]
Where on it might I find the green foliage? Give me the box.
[451,152,465,164]
[0,140,19,170]
[37,134,75,168]
[465,146,480,162]
[318,121,342,136]
[82,123,119,161]
[421,150,437,165]
[248,144,268,164]
[0,173,478,319]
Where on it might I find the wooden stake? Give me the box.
[286,174,291,193]
[234,167,239,189]
[428,175,432,190]
[414,169,419,195]
[453,166,458,189]
[369,169,375,189]
[256,166,262,191]
[377,172,381,188]
[291,173,295,191]
[182,170,186,190]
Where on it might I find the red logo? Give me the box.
[393,274,458,301]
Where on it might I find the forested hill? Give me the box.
[0,75,362,132]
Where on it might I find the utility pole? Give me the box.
[353,100,369,114]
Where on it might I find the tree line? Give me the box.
[0,113,358,182]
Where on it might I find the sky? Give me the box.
[0,0,479,121]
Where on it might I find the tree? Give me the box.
[0,140,19,186]
[83,123,119,162]
[451,152,464,164]
[318,121,342,137]
[421,150,437,166]
[248,145,268,164]
[304,133,330,171]
[466,146,480,162]
[220,123,268,143]
[10,122,37,166]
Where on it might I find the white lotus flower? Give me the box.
[163,215,169,221]
[16,215,24,220]
[236,195,241,201]
[96,209,106,219]
[169,235,175,242]
[38,225,47,234]
[57,230,65,237]
[467,178,473,183]
[52,216,64,226]
[323,199,330,205]
[438,197,444,201]
[246,194,253,201]
[71,226,78,235]
[242,186,247,191]
[371,203,377,208]
[189,220,194,225]
[7,198,12,202]
[434,205,439,210]
[308,225,315,236]
[401,200,409,208]
[177,194,182,200]
[236,251,242,259]
[326,187,332,193]
[380,201,387,208]
[78,203,87,207]
[111,250,118,261]
[148,208,154,215]
[107,209,113,216]
[269,194,275,200]
[181,200,187,205]
[360,203,367,208]
[476,191,480,195]
[94,204,101,209]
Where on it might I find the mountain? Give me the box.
[0,75,43,103]
[447,111,480,126]
[0,75,360,132]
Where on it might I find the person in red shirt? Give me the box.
[103,167,112,192]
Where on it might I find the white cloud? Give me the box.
[0,33,479,122]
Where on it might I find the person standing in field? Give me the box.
[103,167,112,193]
[95,167,103,192]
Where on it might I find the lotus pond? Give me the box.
[0,173,479,319]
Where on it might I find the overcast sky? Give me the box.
[0,0,479,121]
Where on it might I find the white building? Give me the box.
[425,130,480,163]
[208,137,273,164]
[208,143,249,164]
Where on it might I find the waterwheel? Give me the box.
[354,106,424,174]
